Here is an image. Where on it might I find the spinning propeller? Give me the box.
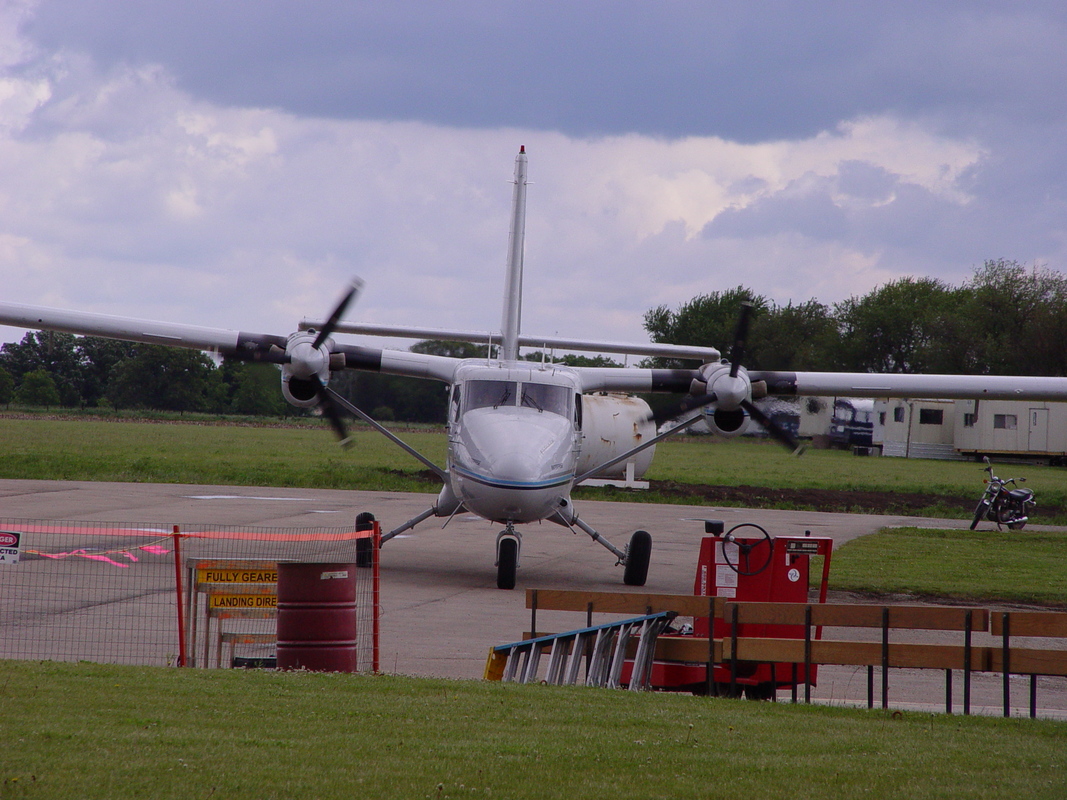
[651,302,805,455]
[235,279,363,446]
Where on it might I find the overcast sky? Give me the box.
[2,1,1066,353]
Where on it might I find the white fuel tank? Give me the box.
[576,394,656,479]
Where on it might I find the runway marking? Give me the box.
[185,494,326,502]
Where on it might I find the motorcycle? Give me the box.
[969,456,1036,530]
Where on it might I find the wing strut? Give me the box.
[322,387,448,482]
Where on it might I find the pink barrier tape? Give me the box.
[26,541,172,568]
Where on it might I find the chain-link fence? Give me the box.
[0,519,379,671]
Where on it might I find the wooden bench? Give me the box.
[522,590,1067,717]
[720,601,990,711]
[990,611,1067,717]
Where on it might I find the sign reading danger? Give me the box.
[0,530,21,565]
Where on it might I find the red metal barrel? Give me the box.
[276,562,358,672]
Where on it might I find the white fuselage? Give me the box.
[446,361,581,523]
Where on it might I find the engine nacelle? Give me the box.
[281,373,320,408]
[703,406,749,437]
[575,394,656,479]
[277,330,334,408]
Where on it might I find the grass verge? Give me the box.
[829,527,1067,606]
[2,661,1065,800]
[3,416,1066,522]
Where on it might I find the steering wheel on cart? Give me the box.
[720,523,773,576]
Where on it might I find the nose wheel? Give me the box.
[496,525,521,590]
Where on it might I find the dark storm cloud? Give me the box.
[21,1,1067,142]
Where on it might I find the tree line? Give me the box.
[644,259,1067,376]
[1,259,1063,420]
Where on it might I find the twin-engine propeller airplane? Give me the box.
[3,147,1067,589]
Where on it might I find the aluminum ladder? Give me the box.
[486,611,676,690]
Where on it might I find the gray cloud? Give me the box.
[20,2,1067,141]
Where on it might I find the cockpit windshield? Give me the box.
[464,380,571,417]
[520,383,570,416]
[466,381,516,411]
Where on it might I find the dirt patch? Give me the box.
[647,481,971,516]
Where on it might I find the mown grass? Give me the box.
[1,661,1065,800]
[2,415,1064,515]
[829,527,1067,606]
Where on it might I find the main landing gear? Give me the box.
[495,520,652,590]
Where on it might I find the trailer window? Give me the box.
[918,409,944,425]
[993,414,1017,430]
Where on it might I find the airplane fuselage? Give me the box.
[446,361,582,523]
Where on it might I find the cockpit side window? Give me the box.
[519,383,571,416]
[449,385,461,422]
[465,380,517,411]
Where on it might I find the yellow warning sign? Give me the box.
[197,568,278,584]
[209,594,278,609]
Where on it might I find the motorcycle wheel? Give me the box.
[970,499,989,530]
[1007,520,1027,530]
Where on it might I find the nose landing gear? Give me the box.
[495,524,521,590]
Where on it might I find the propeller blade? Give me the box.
[648,391,717,427]
[743,399,805,455]
[314,378,352,447]
[728,301,754,379]
[313,278,364,350]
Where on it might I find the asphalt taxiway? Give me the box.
[2,479,1064,717]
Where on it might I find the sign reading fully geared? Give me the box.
[197,568,278,584]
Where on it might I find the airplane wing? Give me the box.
[304,320,721,363]
[749,371,1067,403]
[0,302,459,384]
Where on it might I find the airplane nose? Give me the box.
[489,451,543,484]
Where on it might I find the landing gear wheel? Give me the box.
[496,535,519,590]
[721,523,772,576]
[623,530,652,586]
[355,511,375,568]
[969,500,989,530]
[744,682,777,701]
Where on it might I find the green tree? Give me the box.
[0,331,83,406]
[833,277,970,373]
[15,368,61,406]
[964,259,1067,376]
[222,361,290,416]
[107,346,226,412]
[749,299,839,371]
[643,286,768,367]
[0,366,13,405]
[76,337,139,407]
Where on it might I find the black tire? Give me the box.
[623,530,652,586]
[969,500,989,530]
[744,682,777,701]
[355,512,375,568]
[1007,521,1027,531]
[497,536,518,590]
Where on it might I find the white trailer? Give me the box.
[954,400,1067,465]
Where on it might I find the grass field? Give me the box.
[827,527,1067,606]
[1,414,1064,520]
[2,661,1065,800]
